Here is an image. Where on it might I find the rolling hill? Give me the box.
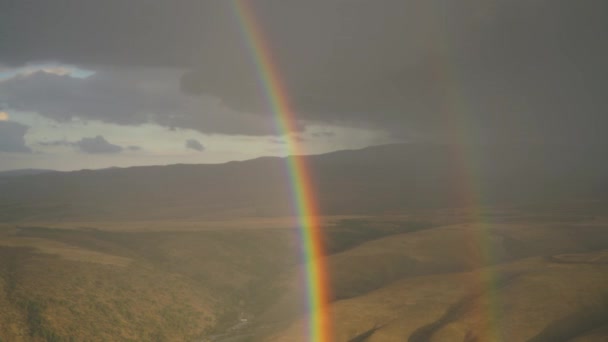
[0,143,606,222]
[0,143,607,341]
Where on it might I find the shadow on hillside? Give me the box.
[322,219,433,255]
[527,296,608,342]
[347,324,384,342]
[408,272,522,342]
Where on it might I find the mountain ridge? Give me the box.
[1,142,606,222]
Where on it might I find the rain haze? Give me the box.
[1,0,606,170]
[0,1,607,341]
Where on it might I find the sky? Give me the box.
[0,0,606,171]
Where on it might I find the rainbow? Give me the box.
[232,1,506,340]
[232,1,333,341]
[426,8,505,339]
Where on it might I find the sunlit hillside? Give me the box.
[0,144,607,341]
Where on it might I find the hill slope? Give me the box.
[0,143,607,341]
[262,218,608,341]
[1,143,606,222]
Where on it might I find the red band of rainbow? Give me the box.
[232,1,333,341]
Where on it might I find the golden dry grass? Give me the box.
[0,213,606,341]
[261,217,608,341]
[18,215,368,232]
[0,236,131,267]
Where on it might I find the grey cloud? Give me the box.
[0,121,31,153]
[311,131,335,138]
[0,69,276,135]
[185,139,204,152]
[38,136,128,154]
[1,0,606,143]
[37,139,73,147]
[0,1,229,67]
[75,136,123,154]
[127,145,142,151]
[180,0,608,143]
[1,70,168,125]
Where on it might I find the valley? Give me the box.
[1,143,607,341]
[0,210,606,341]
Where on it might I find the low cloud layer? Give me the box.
[1,0,606,143]
[0,121,31,153]
[185,139,204,152]
[76,136,123,154]
[0,69,276,135]
[39,135,134,154]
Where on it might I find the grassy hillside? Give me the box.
[257,216,608,341]
[0,143,607,341]
[0,216,436,341]
[0,221,303,341]
[0,212,606,341]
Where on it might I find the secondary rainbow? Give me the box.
[426,5,505,339]
[232,1,506,340]
[232,1,333,341]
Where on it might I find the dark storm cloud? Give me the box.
[0,121,31,153]
[0,1,228,67]
[1,0,606,142]
[185,139,204,152]
[1,70,164,125]
[0,69,276,135]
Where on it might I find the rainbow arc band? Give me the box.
[231,1,503,341]
[233,1,333,341]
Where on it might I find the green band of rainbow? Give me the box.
[231,1,506,340]
[232,1,332,341]
[429,5,504,338]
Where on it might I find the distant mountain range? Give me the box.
[0,143,606,221]
[0,169,55,177]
